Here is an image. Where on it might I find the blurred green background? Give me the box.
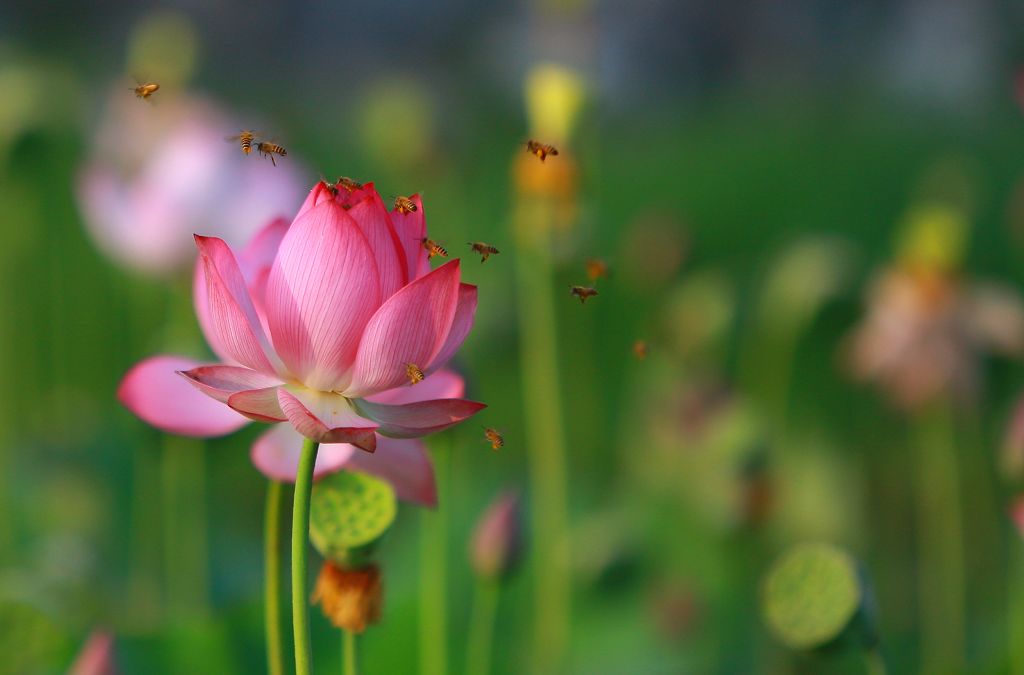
[4,1,1024,673]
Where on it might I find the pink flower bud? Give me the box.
[470,490,524,581]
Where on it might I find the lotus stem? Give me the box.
[343,629,359,675]
[419,440,449,675]
[265,480,285,675]
[465,578,500,675]
[514,199,571,672]
[293,438,320,675]
[912,402,964,673]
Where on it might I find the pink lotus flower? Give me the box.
[77,88,306,276]
[118,180,484,506]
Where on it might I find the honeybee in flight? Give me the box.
[226,130,258,155]
[255,141,287,166]
[337,176,363,192]
[570,285,599,304]
[483,427,505,450]
[420,238,448,259]
[468,241,500,263]
[586,258,610,282]
[394,196,418,214]
[405,363,425,385]
[633,339,649,360]
[525,140,558,162]
[131,82,160,100]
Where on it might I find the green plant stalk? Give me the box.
[344,630,359,675]
[513,199,571,672]
[1011,538,1024,675]
[465,578,500,675]
[293,438,320,675]
[265,480,285,675]
[863,646,888,675]
[419,440,449,675]
[912,402,965,674]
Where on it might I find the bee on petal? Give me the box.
[337,176,363,192]
[525,140,558,162]
[420,238,448,259]
[131,82,160,100]
[570,285,599,304]
[586,258,610,282]
[225,130,258,155]
[483,427,505,450]
[469,241,500,263]
[394,195,418,214]
[255,141,287,166]
[405,363,425,385]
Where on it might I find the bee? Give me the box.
[586,258,610,282]
[483,427,505,450]
[337,176,363,192]
[255,141,287,166]
[405,363,425,385]
[570,285,599,304]
[633,339,649,360]
[420,238,448,259]
[525,139,559,162]
[226,130,258,155]
[394,195,418,214]
[131,82,160,100]
[468,241,500,263]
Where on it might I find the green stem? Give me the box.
[1011,538,1024,675]
[265,481,285,675]
[863,646,888,675]
[343,630,359,675]
[293,438,320,675]
[513,200,571,673]
[419,442,449,675]
[465,579,500,675]
[912,402,965,674]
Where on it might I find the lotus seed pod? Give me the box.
[310,471,397,566]
[761,542,862,651]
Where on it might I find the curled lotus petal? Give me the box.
[277,386,378,451]
[353,395,486,438]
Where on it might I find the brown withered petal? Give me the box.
[311,561,382,634]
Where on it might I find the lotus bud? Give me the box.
[470,490,524,581]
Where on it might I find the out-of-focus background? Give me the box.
[4,1,1024,673]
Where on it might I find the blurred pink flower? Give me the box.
[846,267,1024,410]
[470,490,524,580]
[68,630,116,675]
[76,88,306,276]
[118,180,483,506]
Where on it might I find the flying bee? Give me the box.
[405,363,425,385]
[570,285,599,304]
[633,339,649,360]
[525,139,559,162]
[586,258,610,282]
[131,82,160,100]
[420,238,448,259]
[468,241,500,263]
[255,141,287,166]
[337,176,363,192]
[394,195,418,214]
[483,427,505,451]
[226,130,258,155]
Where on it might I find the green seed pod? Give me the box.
[761,542,862,651]
[310,471,397,566]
